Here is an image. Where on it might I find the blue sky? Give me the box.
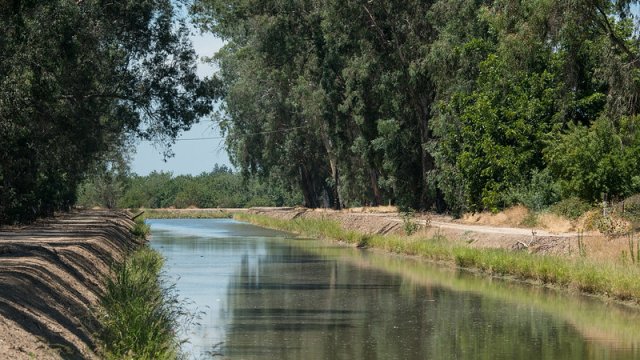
[130,29,231,176]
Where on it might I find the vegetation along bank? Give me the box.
[0,210,180,359]
[233,208,640,306]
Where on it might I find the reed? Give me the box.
[234,212,640,303]
[97,247,185,360]
[131,217,151,240]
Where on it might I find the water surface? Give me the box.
[149,218,640,359]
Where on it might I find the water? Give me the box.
[148,219,640,359]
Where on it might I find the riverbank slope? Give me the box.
[233,208,640,305]
[0,210,138,359]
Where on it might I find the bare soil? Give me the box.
[0,210,138,359]
[247,207,631,262]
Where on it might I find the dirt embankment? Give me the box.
[0,210,139,359]
[247,207,629,261]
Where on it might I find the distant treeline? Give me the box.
[77,165,302,209]
[192,0,640,214]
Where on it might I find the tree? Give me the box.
[0,0,216,223]
[190,0,640,214]
[546,116,640,201]
[77,137,133,209]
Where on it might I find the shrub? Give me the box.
[401,210,419,236]
[550,197,592,220]
[131,217,151,240]
[506,169,560,211]
[545,116,640,202]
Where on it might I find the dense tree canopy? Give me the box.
[5,0,640,221]
[192,0,640,214]
[0,0,216,223]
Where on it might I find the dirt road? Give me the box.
[245,207,628,259]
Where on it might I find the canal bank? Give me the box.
[0,210,142,359]
[233,210,640,306]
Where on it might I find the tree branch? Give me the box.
[592,1,638,62]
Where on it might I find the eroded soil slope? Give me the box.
[0,210,137,359]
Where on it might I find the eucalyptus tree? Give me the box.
[430,0,640,212]
[193,0,444,210]
[194,0,339,208]
[0,0,216,223]
[192,0,640,213]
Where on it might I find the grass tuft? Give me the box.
[97,247,185,360]
[130,217,151,240]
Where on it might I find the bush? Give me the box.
[545,116,640,202]
[506,169,560,211]
[401,210,419,236]
[582,210,630,237]
[131,217,151,240]
[550,197,592,220]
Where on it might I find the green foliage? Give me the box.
[506,169,560,212]
[550,197,593,220]
[0,0,216,224]
[545,116,640,202]
[98,247,185,359]
[77,140,133,209]
[520,212,539,228]
[191,0,640,214]
[131,218,151,241]
[7,0,640,223]
[450,52,561,211]
[105,165,302,209]
[401,210,419,236]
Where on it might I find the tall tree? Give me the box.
[192,0,640,213]
[0,0,216,223]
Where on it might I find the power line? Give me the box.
[171,125,310,141]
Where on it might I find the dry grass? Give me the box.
[344,205,399,213]
[537,213,574,232]
[462,205,530,227]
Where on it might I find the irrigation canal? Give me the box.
[148,218,640,359]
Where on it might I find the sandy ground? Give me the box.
[0,210,138,359]
[245,207,630,262]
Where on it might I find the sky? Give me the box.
[130,28,230,176]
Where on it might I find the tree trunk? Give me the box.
[369,168,381,206]
[299,164,318,208]
[319,126,342,210]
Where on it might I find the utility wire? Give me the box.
[171,125,310,141]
